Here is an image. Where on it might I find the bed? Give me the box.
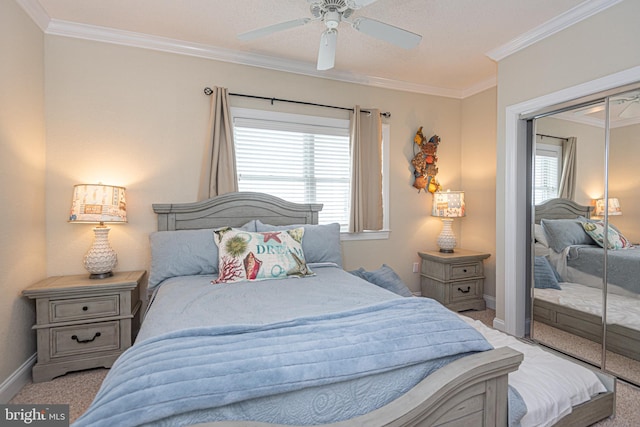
[73,192,614,427]
[533,197,640,362]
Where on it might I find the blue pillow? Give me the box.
[540,218,593,252]
[255,221,342,267]
[351,265,414,297]
[534,256,562,290]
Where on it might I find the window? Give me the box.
[534,143,562,204]
[231,107,389,238]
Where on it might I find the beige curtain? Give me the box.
[198,86,238,200]
[558,136,577,200]
[349,106,383,233]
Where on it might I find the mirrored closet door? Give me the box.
[528,84,640,386]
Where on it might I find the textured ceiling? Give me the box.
[33,0,594,95]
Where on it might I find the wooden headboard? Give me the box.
[152,192,323,231]
[534,198,593,224]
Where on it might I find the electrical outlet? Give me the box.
[412,262,419,273]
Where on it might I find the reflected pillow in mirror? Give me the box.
[540,218,593,252]
[581,221,633,250]
[534,256,562,290]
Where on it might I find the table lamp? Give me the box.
[69,184,127,279]
[594,198,622,217]
[431,190,465,253]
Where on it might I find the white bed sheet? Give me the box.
[535,282,640,330]
[459,315,607,427]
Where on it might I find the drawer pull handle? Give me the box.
[71,332,101,344]
[458,286,471,294]
[462,269,468,273]
[82,306,89,311]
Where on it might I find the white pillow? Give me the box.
[534,223,549,248]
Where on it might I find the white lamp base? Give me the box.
[437,218,457,253]
[83,226,118,279]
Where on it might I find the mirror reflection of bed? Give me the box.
[532,198,640,385]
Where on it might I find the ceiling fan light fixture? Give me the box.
[324,10,341,29]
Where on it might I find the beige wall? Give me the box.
[43,36,469,297]
[0,1,46,385]
[610,123,640,243]
[495,0,640,324]
[461,87,497,299]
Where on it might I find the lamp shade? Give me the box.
[432,191,465,218]
[594,198,621,217]
[69,184,127,224]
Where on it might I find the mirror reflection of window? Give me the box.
[534,141,562,204]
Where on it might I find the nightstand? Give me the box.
[23,270,145,382]
[418,249,490,312]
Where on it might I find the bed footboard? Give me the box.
[194,347,523,427]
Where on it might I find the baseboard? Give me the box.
[492,317,506,332]
[483,294,496,310]
[0,353,36,403]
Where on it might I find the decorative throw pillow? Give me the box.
[255,221,343,267]
[540,218,593,252]
[213,227,313,283]
[580,221,632,250]
[534,256,562,290]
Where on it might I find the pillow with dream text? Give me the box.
[255,221,343,267]
[581,221,633,250]
[213,227,313,283]
[148,220,257,289]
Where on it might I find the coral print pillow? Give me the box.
[581,221,632,250]
[213,227,313,283]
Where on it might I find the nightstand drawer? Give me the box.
[449,280,483,303]
[50,295,120,323]
[450,262,482,280]
[51,321,120,358]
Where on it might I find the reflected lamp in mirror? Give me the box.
[431,190,465,253]
[594,198,622,217]
[69,184,127,279]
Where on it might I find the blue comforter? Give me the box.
[568,245,640,293]
[73,297,493,427]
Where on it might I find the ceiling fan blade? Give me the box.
[352,17,421,49]
[345,0,380,9]
[619,100,640,119]
[237,18,310,41]
[317,29,338,70]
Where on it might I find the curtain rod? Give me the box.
[203,87,391,118]
[536,133,568,141]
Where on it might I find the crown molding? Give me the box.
[44,19,472,99]
[486,0,623,62]
[460,76,497,98]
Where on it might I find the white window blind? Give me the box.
[534,143,562,204]
[232,110,351,229]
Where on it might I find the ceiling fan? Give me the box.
[237,0,422,71]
